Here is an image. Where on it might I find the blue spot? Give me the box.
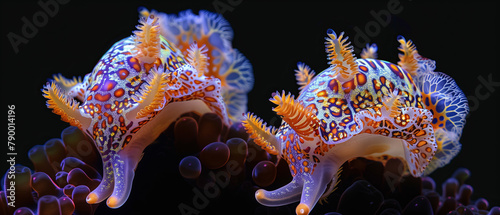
[209,33,225,50]
[432,118,438,124]
[446,111,457,117]
[430,94,437,104]
[212,50,221,65]
[226,72,239,81]
[436,99,445,113]
[423,81,430,94]
[439,116,444,121]
[436,78,446,91]
[182,22,190,31]
[167,25,180,35]
[424,97,430,106]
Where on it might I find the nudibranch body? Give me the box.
[42,10,252,208]
[243,29,468,215]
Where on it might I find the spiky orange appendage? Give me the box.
[133,15,161,63]
[295,62,316,91]
[325,29,359,80]
[382,90,404,118]
[131,67,170,119]
[187,42,209,77]
[242,113,280,155]
[360,43,378,59]
[42,82,85,129]
[52,74,82,88]
[397,36,419,77]
[270,91,319,141]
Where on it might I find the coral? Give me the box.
[199,142,230,170]
[310,158,499,215]
[252,161,277,188]
[1,116,495,215]
[0,126,101,215]
[179,156,202,179]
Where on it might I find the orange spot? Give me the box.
[205,85,215,91]
[380,76,387,84]
[133,64,141,72]
[180,74,189,81]
[417,141,427,147]
[421,153,427,158]
[95,93,111,102]
[390,64,399,72]
[91,84,100,91]
[414,129,426,137]
[317,90,328,98]
[328,79,339,93]
[130,126,141,133]
[204,97,216,102]
[359,65,368,72]
[356,73,367,85]
[342,79,356,94]
[304,167,310,173]
[122,135,133,149]
[117,69,129,80]
[114,88,125,97]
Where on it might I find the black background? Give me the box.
[2,1,499,214]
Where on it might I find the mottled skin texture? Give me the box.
[43,9,252,208]
[243,30,468,215]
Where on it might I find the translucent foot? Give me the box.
[255,179,302,207]
[86,161,114,204]
[86,148,141,209]
[295,164,338,215]
[105,151,140,208]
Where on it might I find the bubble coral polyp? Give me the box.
[243,29,469,215]
[41,9,252,209]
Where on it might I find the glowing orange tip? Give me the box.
[106,196,119,208]
[86,193,98,204]
[296,203,310,215]
[255,189,265,200]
